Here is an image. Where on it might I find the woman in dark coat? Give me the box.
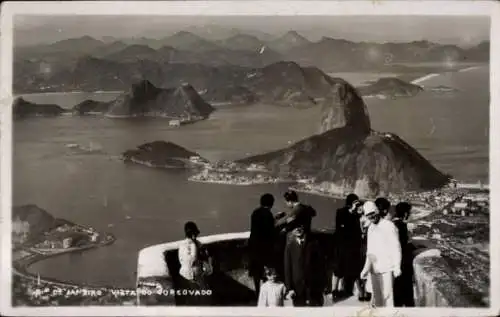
[331,194,364,299]
[393,202,415,307]
[248,193,276,298]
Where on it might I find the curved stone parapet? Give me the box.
[411,240,484,307]
[137,231,485,307]
[136,232,250,305]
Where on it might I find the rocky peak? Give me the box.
[318,79,371,135]
[130,80,161,100]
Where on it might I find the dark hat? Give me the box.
[184,221,200,237]
[284,190,298,202]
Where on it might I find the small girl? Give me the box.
[257,266,287,307]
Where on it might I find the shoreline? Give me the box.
[13,228,117,290]
[188,177,295,186]
[17,91,124,97]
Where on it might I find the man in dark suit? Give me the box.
[275,190,317,280]
[284,222,325,307]
[248,193,276,298]
[279,190,317,234]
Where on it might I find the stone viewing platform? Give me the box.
[136,222,489,307]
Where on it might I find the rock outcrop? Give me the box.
[318,78,371,134]
[106,80,215,119]
[122,141,208,169]
[73,99,111,115]
[12,205,64,245]
[13,98,67,118]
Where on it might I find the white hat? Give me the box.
[363,201,378,216]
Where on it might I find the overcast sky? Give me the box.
[14,15,490,46]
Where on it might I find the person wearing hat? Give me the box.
[248,193,277,299]
[275,190,317,279]
[392,202,415,307]
[331,193,364,300]
[360,201,402,307]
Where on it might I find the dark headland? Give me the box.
[14,80,216,122]
[13,98,68,118]
[105,80,214,119]
[122,141,209,169]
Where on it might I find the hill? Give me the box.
[102,44,159,62]
[13,97,67,118]
[358,77,424,98]
[268,30,311,52]
[12,205,66,246]
[241,61,346,106]
[160,31,221,52]
[106,80,215,119]
[199,85,258,105]
[122,141,208,168]
[217,34,266,51]
[73,99,112,115]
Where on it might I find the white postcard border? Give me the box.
[1,1,499,316]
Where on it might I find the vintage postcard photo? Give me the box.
[1,1,499,316]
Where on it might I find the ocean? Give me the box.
[15,66,489,288]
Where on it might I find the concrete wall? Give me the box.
[137,231,476,307]
[411,241,477,307]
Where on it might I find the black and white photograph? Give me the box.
[1,1,498,316]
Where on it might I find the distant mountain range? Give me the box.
[16,60,380,108]
[14,30,489,92]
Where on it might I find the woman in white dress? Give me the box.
[177,221,213,305]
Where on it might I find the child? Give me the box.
[257,266,287,307]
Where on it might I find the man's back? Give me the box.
[250,207,275,240]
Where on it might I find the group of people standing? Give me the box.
[175,189,415,308]
[249,190,322,307]
[249,191,415,308]
[332,194,415,307]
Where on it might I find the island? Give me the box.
[13,97,68,118]
[72,99,111,115]
[105,80,215,121]
[425,85,460,93]
[358,77,424,99]
[122,141,209,169]
[16,80,217,124]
